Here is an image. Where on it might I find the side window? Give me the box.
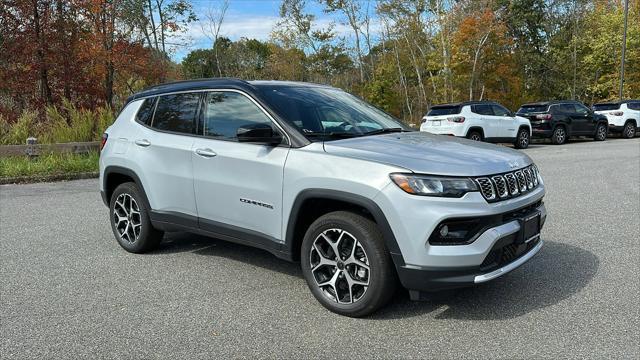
[152,93,200,134]
[573,103,590,115]
[628,102,640,110]
[203,92,275,141]
[558,104,575,113]
[491,104,511,116]
[135,98,156,126]
[472,104,493,116]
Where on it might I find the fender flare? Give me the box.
[285,189,405,266]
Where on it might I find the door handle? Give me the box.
[134,139,151,147]
[195,148,217,158]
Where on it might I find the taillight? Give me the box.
[611,111,623,116]
[535,114,552,121]
[447,116,465,123]
[421,117,427,123]
[100,133,108,151]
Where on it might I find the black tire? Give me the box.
[514,128,530,149]
[300,211,396,317]
[551,126,567,145]
[622,121,637,139]
[109,182,163,253]
[594,123,607,141]
[467,130,483,141]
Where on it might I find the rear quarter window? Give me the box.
[627,102,640,110]
[427,106,460,116]
[135,98,156,125]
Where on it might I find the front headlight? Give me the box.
[389,173,478,197]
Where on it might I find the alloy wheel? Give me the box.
[597,124,607,140]
[469,133,482,141]
[113,193,142,243]
[309,228,370,304]
[624,124,636,138]
[555,128,566,143]
[519,131,529,148]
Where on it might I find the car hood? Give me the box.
[323,132,533,176]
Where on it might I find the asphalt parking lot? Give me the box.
[1,138,639,359]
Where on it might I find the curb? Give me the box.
[0,172,99,185]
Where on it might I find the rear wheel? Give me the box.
[109,182,164,253]
[514,128,530,149]
[623,122,637,139]
[301,211,396,317]
[551,126,567,145]
[467,130,483,141]
[594,123,607,141]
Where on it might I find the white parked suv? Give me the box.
[420,101,532,149]
[593,100,639,138]
[100,79,546,317]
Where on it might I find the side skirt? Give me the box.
[149,210,294,261]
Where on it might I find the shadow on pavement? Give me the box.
[371,240,599,320]
[152,234,598,321]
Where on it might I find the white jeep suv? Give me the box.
[100,80,546,317]
[420,101,532,149]
[593,100,639,138]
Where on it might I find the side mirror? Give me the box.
[237,123,283,145]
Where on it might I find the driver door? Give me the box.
[191,90,290,241]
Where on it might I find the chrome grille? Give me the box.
[491,175,509,198]
[475,178,496,200]
[474,165,541,202]
[504,173,519,195]
[515,170,527,192]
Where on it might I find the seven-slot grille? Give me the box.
[474,165,540,202]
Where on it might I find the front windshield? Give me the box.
[258,86,409,140]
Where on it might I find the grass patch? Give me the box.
[0,152,99,179]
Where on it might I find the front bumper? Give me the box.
[394,200,546,293]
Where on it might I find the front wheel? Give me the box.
[109,182,164,253]
[514,128,530,149]
[594,123,607,141]
[301,211,397,317]
[622,122,637,139]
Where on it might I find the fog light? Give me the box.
[439,225,449,237]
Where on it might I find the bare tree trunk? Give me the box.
[404,35,427,106]
[156,0,166,54]
[201,0,229,77]
[147,0,159,51]
[389,28,411,119]
[363,0,374,80]
[33,0,52,105]
[470,32,490,101]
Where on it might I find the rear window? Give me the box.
[152,93,200,134]
[427,106,460,116]
[593,103,620,111]
[517,105,548,114]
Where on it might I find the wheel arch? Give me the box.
[466,126,484,139]
[103,166,152,210]
[285,189,404,266]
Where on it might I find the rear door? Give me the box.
[132,93,199,217]
[571,103,596,134]
[472,104,498,138]
[191,90,290,242]
[491,104,517,138]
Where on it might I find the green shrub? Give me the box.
[0,101,115,145]
[0,151,99,178]
[0,110,38,145]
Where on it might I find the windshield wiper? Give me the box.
[303,131,360,139]
[361,128,409,136]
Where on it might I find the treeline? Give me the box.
[1,0,639,128]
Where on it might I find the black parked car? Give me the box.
[516,100,608,145]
